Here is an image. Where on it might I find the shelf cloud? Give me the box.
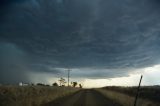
[0,0,160,84]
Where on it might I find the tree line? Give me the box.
[52,77,82,88]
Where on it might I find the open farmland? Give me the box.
[102,86,160,102]
[96,86,160,106]
[0,85,160,106]
[0,85,79,106]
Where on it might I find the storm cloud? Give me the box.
[1,0,160,83]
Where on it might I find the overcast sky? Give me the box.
[0,0,160,87]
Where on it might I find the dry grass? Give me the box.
[102,86,160,102]
[96,89,160,106]
[0,86,79,106]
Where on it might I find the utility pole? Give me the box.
[134,75,143,106]
[67,69,71,87]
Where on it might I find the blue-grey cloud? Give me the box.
[1,0,160,83]
[0,42,30,84]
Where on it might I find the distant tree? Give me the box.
[72,82,77,87]
[58,78,66,86]
[31,83,34,86]
[79,84,82,88]
[53,82,58,86]
[36,83,45,86]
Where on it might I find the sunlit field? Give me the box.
[97,86,160,106]
[0,85,79,106]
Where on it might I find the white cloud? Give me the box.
[27,65,160,88]
[83,65,160,88]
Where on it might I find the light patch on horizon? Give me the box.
[28,65,160,88]
[83,65,160,88]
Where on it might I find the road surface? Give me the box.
[43,89,122,106]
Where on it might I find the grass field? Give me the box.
[0,85,79,106]
[102,86,160,102]
[1,85,160,106]
[96,86,160,106]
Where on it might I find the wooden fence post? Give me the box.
[134,75,143,106]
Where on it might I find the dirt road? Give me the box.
[43,89,122,106]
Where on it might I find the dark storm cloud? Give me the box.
[1,0,160,83]
[29,64,63,74]
[0,42,30,84]
[0,0,25,8]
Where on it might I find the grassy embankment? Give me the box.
[96,86,160,106]
[0,85,80,106]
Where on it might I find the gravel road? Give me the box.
[43,89,122,106]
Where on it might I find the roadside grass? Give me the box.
[0,85,79,106]
[102,86,160,102]
[96,88,160,106]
